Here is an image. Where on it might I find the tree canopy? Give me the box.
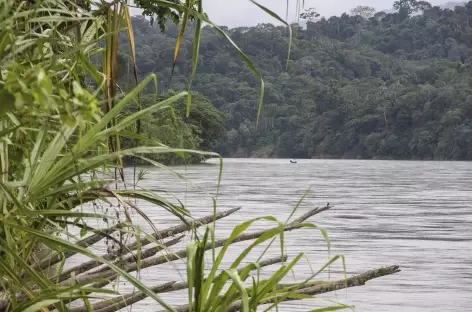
[121,1,472,160]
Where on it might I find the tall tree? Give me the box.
[350,6,377,19]
[121,1,472,160]
[393,0,419,20]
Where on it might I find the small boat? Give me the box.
[290,159,297,164]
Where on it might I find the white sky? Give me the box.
[130,0,454,28]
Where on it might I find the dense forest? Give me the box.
[121,0,472,160]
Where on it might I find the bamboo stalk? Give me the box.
[64,206,329,287]
[158,265,401,312]
[55,207,241,283]
[71,256,288,312]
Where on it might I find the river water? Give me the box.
[81,159,472,311]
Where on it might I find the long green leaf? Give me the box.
[171,0,191,84]
[123,4,144,185]
[186,0,203,117]
[29,125,77,194]
[308,304,352,312]
[142,1,266,124]
[73,74,157,154]
[20,210,114,219]
[203,216,280,310]
[223,269,249,312]
[18,300,58,312]
[3,221,177,312]
[186,242,198,312]
[98,91,187,138]
[249,0,292,70]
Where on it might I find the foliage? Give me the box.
[0,0,208,310]
[171,91,227,151]
[351,6,376,19]
[121,91,226,164]
[123,1,472,160]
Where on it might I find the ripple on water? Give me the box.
[70,159,472,312]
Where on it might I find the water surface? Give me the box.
[80,159,472,311]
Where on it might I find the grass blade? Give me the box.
[3,221,177,312]
[171,0,191,85]
[249,0,292,70]
[186,0,202,117]
[223,269,249,312]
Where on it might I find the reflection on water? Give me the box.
[73,159,472,311]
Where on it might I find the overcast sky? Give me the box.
[130,0,450,28]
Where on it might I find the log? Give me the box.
[57,234,184,283]
[227,265,401,312]
[64,206,330,287]
[156,265,401,312]
[95,234,186,273]
[33,224,124,271]
[0,208,243,310]
[0,206,328,312]
[128,207,242,250]
[290,205,331,224]
[71,256,288,312]
[55,207,241,283]
[5,235,184,309]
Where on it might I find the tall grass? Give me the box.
[0,1,400,312]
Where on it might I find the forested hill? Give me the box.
[122,1,472,160]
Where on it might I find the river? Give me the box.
[81,159,472,311]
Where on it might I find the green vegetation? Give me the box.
[124,1,472,160]
[0,1,399,312]
[121,91,226,164]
